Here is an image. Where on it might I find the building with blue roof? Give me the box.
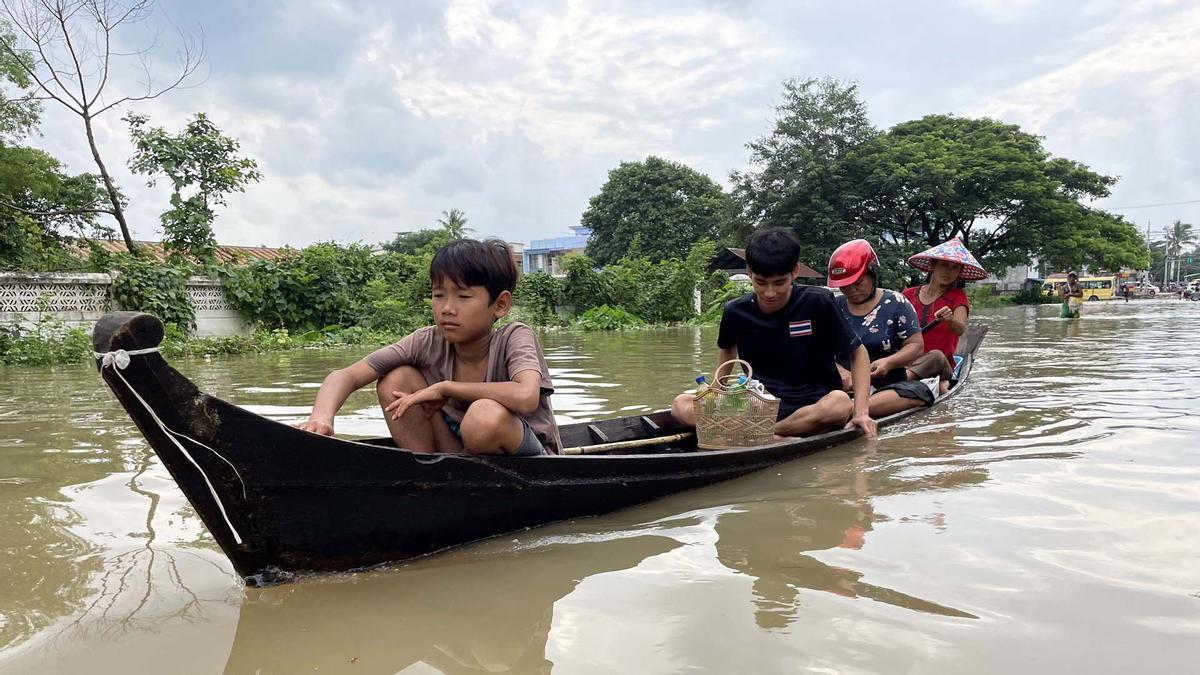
[523,226,591,276]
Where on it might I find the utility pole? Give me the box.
[1146,220,1153,284]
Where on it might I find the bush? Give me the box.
[599,241,714,323]
[1008,286,1056,305]
[562,254,608,313]
[109,256,196,333]
[222,243,430,333]
[693,277,746,325]
[965,285,1006,308]
[0,315,92,366]
[573,305,646,331]
[513,272,563,326]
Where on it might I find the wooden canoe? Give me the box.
[92,312,988,584]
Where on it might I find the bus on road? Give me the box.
[1042,275,1120,301]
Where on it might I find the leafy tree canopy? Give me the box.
[382,210,471,255]
[0,145,110,270]
[126,112,262,265]
[843,114,1147,273]
[730,77,876,266]
[0,20,39,143]
[583,156,733,266]
[383,228,450,255]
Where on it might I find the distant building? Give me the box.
[523,226,591,276]
[507,242,525,274]
[980,259,1043,292]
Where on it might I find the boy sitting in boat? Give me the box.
[298,239,561,455]
[671,227,878,439]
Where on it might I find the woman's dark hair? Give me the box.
[429,238,518,303]
[745,227,801,276]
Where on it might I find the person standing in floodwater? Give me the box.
[1060,272,1084,318]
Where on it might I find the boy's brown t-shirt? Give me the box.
[364,322,561,454]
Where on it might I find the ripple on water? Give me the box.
[3,303,1200,672]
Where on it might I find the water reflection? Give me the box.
[712,455,983,627]
[2,300,1199,673]
[223,532,683,674]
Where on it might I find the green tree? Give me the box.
[730,77,877,265]
[0,21,111,269]
[126,113,262,265]
[0,20,39,143]
[381,218,468,255]
[0,146,111,269]
[0,0,203,254]
[583,156,733,266]
[561,253,608,312]
[843,114,1148,274]
[1164,219,1195,259]
[1157,220,1196,284]
[436,208,471,239]
[383,229,447,255]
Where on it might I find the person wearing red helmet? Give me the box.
[828,239,936,417]
[671,228,877,439]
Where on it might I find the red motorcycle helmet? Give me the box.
[827,239,879,288]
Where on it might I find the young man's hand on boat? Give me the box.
[847,410,878,439]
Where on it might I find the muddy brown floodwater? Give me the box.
[1,300,1198,673]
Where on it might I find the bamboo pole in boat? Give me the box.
[562,432,694,455]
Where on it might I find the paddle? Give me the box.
[562,432,694,456]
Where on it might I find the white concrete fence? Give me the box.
[0,272,250,336]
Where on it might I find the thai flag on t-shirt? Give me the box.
[789,320,812,337]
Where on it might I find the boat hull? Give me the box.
[92,313,986,583]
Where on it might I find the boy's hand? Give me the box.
[848,411,878,439]
[386,383,448,420]
[297,417,334,436]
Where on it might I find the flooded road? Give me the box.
[1,300,1198,673]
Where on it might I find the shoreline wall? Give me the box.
[0,272,250,336]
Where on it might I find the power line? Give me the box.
[1105,198,1200,211]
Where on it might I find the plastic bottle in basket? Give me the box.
[728,375,749,412]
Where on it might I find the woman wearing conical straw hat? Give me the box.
[901,237,987,394]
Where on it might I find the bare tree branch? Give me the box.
[0,199,114,218]
[1,0,206,254]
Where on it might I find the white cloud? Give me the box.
[389,0,780,158]
[968,5,1200,133]
[965,3,1200,227]
[20,0,1200,248]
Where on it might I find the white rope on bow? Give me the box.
[95,347,246,545]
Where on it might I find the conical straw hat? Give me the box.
[907,237,987,280]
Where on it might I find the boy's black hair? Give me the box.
[429,238,518,303]
[745,227,801,277]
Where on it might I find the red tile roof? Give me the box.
[82,240,295,263]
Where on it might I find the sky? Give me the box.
[19,0,1200,249]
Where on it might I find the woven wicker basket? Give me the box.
[694,359,780,450]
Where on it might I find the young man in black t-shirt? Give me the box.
[672,228,878,439]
